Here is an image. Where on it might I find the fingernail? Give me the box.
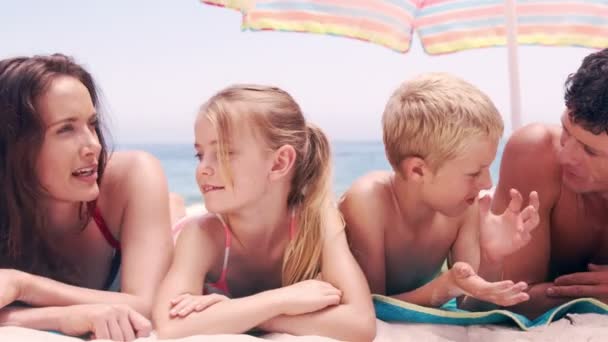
[546,288,555,295]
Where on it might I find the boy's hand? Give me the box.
[448,262,529,306]
[169,293,229,317]
[479,189,540,262]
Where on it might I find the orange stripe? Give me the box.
[422,24,608,46]
[247,10,413,36]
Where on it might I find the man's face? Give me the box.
[559,111,608,193]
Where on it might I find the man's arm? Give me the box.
[489,124,565,317]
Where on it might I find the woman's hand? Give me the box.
[59,304,152,341]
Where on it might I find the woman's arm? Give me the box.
[260,207,377,342]
[10,152,173,317]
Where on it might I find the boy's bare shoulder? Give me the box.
[340,171,396,233]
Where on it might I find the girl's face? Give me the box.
[35,76,102,204]
[194,115,275,214]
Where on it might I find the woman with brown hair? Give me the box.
[0,54,177,341]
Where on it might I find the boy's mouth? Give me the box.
[201,184,225,193]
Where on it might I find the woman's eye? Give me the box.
[57,125,74,134]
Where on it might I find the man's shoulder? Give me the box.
[502,123,561,173]
[504,123,560,158]
[497,123,563,206]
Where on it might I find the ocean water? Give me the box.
[119,141,504,206]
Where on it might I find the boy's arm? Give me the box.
[339,180,387,295]
[260,207,377,342]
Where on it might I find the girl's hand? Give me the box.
[448,262,529,307]
[278,279,342,316]
[169,293,229,318]
[59,304,152,341]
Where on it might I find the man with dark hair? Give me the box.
[490,48,608,318]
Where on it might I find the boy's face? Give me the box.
[421,136,498,217]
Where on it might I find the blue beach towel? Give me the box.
[373,294,608,330]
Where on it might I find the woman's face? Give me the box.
[35,76,102,203]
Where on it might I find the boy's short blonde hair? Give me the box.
[382,73,504,171]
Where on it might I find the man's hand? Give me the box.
[479,189,540,262]
[547,264,608,299]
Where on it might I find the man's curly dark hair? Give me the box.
[564,48,608,135]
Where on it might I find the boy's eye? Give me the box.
[468,172,481,178]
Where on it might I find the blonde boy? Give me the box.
[340,73,540,308]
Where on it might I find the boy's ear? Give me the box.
[398,156,427,182]
[269,144,297,181]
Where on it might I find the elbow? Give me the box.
[339,305,377,342]
[154,317,192,340]
[155,324,182,340]
[354,312,377,342]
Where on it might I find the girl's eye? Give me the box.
[194,153,203,161]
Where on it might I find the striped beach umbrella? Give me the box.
[201,0,608,130]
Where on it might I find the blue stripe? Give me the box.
[255,1,414,33]
[419,15,608,36]
[420,0,502,16]
[383,0,418,13]
[420,0,608,17]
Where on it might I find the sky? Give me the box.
[1,0,596,144]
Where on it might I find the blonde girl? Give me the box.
[153,85,375,341]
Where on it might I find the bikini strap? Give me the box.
[93,206,120,250]
[215,214,232,282]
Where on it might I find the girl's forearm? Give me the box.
[260,303,376,342]
[155,290,285,339]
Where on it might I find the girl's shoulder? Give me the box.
[172,212,227,248]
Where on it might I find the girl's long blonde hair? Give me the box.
[200,84,334,285]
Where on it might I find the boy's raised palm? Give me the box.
[479,189,540,262]
[449,262,529,306]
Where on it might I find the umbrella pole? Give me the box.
[505,0,522,132]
